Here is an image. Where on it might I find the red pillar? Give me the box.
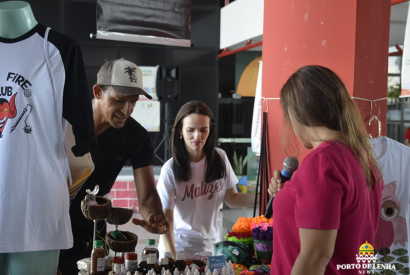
[262,0,390,173]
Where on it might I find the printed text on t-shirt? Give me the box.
[182,180,224,201]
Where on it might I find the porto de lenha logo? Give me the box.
[336,241,396,274]
[357,241,377,263]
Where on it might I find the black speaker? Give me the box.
[157,67,179,101]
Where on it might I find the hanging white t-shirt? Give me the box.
[157,148,237,257]
[370,137,410,274]
[0,24,95,252]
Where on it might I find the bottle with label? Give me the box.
[125,252,139,272]
[142,239,159,260]
[164,251,175,271]
[91,240,106,275]
[174,253,186,273]
[146,256,160,274]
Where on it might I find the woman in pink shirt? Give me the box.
[268,65,383,275]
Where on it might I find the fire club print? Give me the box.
[0,72,35,138]
[0,93,17,138]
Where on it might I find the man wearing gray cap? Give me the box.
[58,59,169,274]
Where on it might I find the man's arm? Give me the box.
[130,165,169,234]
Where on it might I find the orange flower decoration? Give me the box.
[232,216,273,233]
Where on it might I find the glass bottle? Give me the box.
[160,258,170,272]
[138,254,148,275]
[147,256,160,274]
[142,239,159,260]
[174,253,186,273]
[164,251,175,271]
[91,240,106,275]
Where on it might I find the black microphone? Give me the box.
[264,157,299,219]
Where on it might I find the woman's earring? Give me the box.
[180,135,182,139]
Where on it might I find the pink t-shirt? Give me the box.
[271,141,383,275]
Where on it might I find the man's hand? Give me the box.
[146,212,169,230]
[132,166,169,234]
[131,213,169,234]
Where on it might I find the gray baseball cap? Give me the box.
[97,59,152,99]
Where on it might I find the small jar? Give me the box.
[174,253,186,273]
[160,258,170,271]
[113,253,125,265]
[126,253,139,272]
[147,256,160,274]
[164,251,175,269]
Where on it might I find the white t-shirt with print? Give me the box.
[0,25,94,252]
[370,137,410,274]
[157,147,237,257]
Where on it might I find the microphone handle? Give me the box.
[264,173,291,219]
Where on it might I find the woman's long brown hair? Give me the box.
[280,65,381,188]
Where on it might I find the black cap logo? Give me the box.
[124,66,137,83]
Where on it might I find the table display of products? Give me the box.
[79,255,269,275]
[78,190,271,275]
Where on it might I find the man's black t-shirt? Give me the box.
[75,116,155,201]
[59,117,155,273]
[70,117,155,230]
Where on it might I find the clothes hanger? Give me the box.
[261,97,269,113]
[368,101,382,139]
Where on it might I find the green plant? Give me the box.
[233,151,248,175]
[388,83,401,104]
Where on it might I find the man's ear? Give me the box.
[93,85,103,99]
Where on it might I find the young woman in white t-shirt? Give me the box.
[156,101,256,257]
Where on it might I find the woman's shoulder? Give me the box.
[214,147,227,157]
[158,158,177,185]
[307,141,356,165]
[214,147,230,163]
[161,158,175,173]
